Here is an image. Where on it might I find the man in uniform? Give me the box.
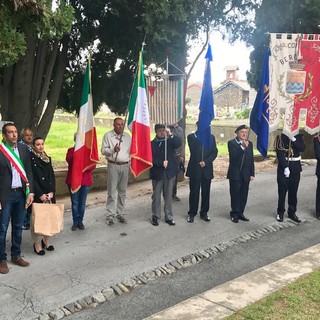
[275,132,305,222]
[227,125,255,223]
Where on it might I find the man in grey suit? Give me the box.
[227,125,255,223]
[0,123,34,274]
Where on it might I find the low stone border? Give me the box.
[38,218,309,320]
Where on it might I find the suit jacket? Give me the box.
[227,138,255,182]
[186,133,218,180]
[150,135,182,180]
[0,143,34,209]
[30,152,56,203]
[276,133,305,174]
[314,136,320,176]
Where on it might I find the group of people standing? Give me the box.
[99,118,314,230]
[0,117,316,275]
[185,124,255,224]
[0,123,56,274]
[0,123,94,274]
[149,122,254,226]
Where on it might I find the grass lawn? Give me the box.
[45,120,264,168]
[45,121,114,168]
[227,270,320,320]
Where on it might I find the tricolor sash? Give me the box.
[0,142,30,196]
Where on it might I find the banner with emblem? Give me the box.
[269,33,320,137]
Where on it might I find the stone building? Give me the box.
[214,66,256,118]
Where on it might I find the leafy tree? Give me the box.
[247,0,320,90]
[0,0,259,138]
[61,0,260,115]
[0,0,73,137]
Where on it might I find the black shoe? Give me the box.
[276,214,283,222]
[187,215,194,223]
[172,196,181,201]
[231,217,239,223]
[317,216,320,220]
[165,219,176,226]
[22,224,30,230]
[238,215,249,222]
[78,222,85,230]
[41,239,55,251]
[151,216,159,226]
[288,214,301,223]
[71,223,78,231]
[200,216,211,222]
[33,244,45,256]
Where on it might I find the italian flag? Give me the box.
[71,62,99,192]
[128,51,153,177]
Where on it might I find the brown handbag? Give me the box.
[32,202,64,236]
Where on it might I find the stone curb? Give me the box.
[38,218,310,319]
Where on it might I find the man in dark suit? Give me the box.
[186,130,218,223]
[227,125,255,223]
[276,133,305,223]
[314,136,320,219]
[150,124,181,226]
[0,123,34,274]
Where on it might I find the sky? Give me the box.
[187,32,252,86]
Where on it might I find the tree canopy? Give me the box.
[247,0,320,90]
[0,0,259,138]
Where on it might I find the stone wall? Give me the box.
[54,122,316,196]
[55,166,150,196]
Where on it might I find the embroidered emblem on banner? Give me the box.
[286,70,306,95]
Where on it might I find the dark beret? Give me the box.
[154,124,165,131]
[235,124,248,133]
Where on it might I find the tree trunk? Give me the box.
[36,37,69,139]
[0,27,67,139]
[10,26,37,129]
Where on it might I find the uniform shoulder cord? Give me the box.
[274,135,293,156]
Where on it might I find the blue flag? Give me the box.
[195,44,214,150]
[250,48,270,158]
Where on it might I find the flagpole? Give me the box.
[165,124,168,165]
[114,112,129,164]
[115,38,147,163]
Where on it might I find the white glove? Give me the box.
[291,136,296,142]
[284,167,290,178]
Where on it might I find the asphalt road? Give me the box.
[67,220,320,320]
[0,163,318,319]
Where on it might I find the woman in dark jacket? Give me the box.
[30,137,56,255]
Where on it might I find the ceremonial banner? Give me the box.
[250,48,270,158]
[146,76,184,125]
[270,33,320,137]
[128,51,153,177]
